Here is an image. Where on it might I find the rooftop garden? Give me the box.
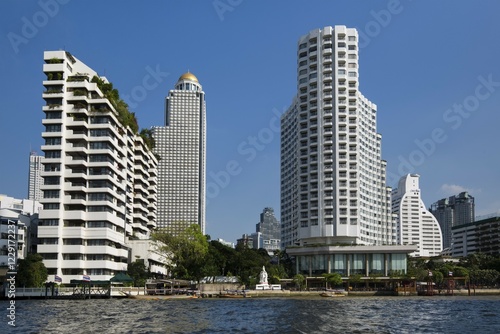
[90,75,154,150]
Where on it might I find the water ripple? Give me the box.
[1,296,500,333]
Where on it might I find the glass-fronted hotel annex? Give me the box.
[281,26,416,277]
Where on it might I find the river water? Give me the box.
[2,296,500,333]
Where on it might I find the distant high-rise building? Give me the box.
[152,72,206,235]
[280,26,395,248]
[430,192,475,249]
[28,151,43,201]
[392,174,443,257]
[256,207,280,252]
[38,51,158,283]
[236,233,254,249]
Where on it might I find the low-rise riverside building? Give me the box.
[127,239,169,277]
[286,243,417,277]
[0,195,41,268]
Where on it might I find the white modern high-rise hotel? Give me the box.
[153,73,206,235]
[392,174,443,257]
[281,26,395,248]
[38,51,158,283]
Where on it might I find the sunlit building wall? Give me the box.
[152,73,206,235]
[280,26,395,248]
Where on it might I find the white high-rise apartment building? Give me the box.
[391,174,443,257]
[152,73,206,235]
[38,51,158,283]
[28,151,43,201]
[281,26,395,248]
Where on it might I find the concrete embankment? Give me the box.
[247,289,500,298]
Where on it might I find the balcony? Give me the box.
[41,144,62,152]
[42,118,63,125]
[66,130,88,141]
[60,260,86,269]
[85,260,125,271]
[42,91,64,99]
[85,246,128,258]
[42,105,63,111]
[67,117,88,127]
[66,197,87,206]
[37,244,59,254]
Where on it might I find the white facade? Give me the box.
[0,209,28,267]
[38,51,158,283]
[127,239,169,277]
[0,194,42,215]
[216,238,235,248]
[281,26,395,248]
[28,151,44,201]
[0,195,41,266]
[152,73,206,235]
[451,215,500,257]
[391,174,443,257]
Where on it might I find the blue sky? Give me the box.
[1,0,499,244]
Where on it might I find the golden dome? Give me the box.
[178,72,199,83]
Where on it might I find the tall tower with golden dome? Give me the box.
[152,72,206,235]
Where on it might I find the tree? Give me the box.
[322,273,343,289]
[451,266,469,279]
[349,274,363,290]
[432,271,444,287]
[232,246,269,287]
[153,224,209,282]
[17,254,48,287]
[293,274,306,291]
[127,259,149,287]
[469,269,500,287]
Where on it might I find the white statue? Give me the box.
[259,266,268,284]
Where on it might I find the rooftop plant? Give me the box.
[91,75,154,150]
[91,75,139,134]
[47,57,64,64]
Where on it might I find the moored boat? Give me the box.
[319,289,347,297]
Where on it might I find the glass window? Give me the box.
[333,254,346,275]
[351,254,365,275]
[370,254,384,274]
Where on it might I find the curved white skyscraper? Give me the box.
[280,26,395,248]
[392,174,443,257]
[153,73,206,235]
